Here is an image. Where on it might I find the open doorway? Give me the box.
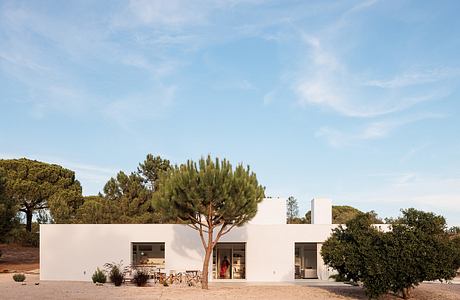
[295,243,317,279]
[213,243,246,279]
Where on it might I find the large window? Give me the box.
[295,243,317,279]
[132,242,165,268]
[213,243,246,279]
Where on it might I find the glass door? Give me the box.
[294,243,317,279]
[213,243,245,279]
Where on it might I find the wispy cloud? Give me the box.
[294,35,453,118]
[113,0,210,28]
[340,172,460,225]
[291,2,458,119]
[400,143,431,163]
[0,2,181,125]
[364,68,460,89]
[316,113,444,147]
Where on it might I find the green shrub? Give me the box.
[91,268,107,284]
[104,262,127,286]
[13,273,26,282]
[109,266,123,286]
[132,268,149,287]
[7,228,39,247]
[322,210,460,299]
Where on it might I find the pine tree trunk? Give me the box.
[26,210,33,232]
[201,241,213,289]
[402,287,412,299]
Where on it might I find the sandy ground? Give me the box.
[0,244,39,272]
[1,245,460,299]
[1,274,460,300]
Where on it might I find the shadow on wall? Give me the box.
[170,225,203,260]
[170,224,249,275]
[171,225,250,257]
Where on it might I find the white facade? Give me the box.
[40,198,338,282]
[311,198,332,224]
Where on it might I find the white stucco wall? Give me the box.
[249,197,286,225]
[40,223,337,282]
[311,198,332,224]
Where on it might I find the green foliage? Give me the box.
[92,268,107,284]
[7,227,40,247]
[104,261,128,286]
[0,168,19,242]
[13,273,26,282]
[5,221,40,247]
[102,171,154,223]
[48,190,83,223]
[137,154,171,191]
[154,156,265,227]
[286,196,299,223]
[321,209,460,299]
[0,158,82,231]
[451,237,460,274]
[132,268,149,287]
[447,226,460,235]
[77,154,171,224]
[304,205,381,224]
[153,155,265,289]
[289,217,306,224]
[75,196,118,224]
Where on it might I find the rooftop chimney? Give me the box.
[311,198,332,224]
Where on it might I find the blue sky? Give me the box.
[1,0,460,225]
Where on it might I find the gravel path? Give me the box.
[1,274,460,299]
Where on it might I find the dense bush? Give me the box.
[91,268,107,284]
[109,266,124,286]
[13,273,26,282]
[7,227,39,247]
[104,261,127,286]
[322,210,460,299]
[132,268,149,287]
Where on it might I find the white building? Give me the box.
[40,198,340,282]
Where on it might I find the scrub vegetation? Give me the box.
[322,209,460,299]
[91,268,106,284]
[12,273,26,282]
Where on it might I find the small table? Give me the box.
[185,270,199,276]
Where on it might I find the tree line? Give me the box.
[286,196,382,224]
[0,154,173,243]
